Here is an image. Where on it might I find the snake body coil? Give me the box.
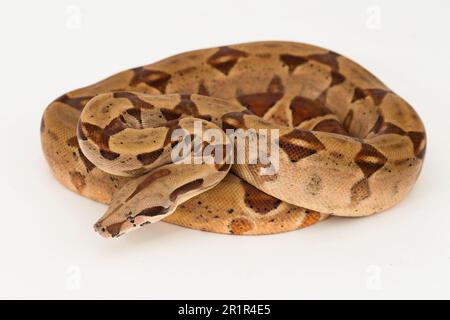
[40,41,426,238]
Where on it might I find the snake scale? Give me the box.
[40,41,426,238]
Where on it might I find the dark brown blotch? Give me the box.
[216,162,232,172]
[242,181,281,214]
[126,108,142,125]
[103,116,128,136]
[377,122,406,136]
[106,222,123,238]
[79,122,109,149]
[207,46,248,75]
[352,88,389,106]
[351,87,368,103]
[279,130,325,162]
[238,92,283,117]
[330,71,346,87]
[221,111,251,130]
[290,96,332,126]
[69,171,86,192]
[129,67,171,93]
[113,91,154,109]
[169,179,204,202]
[313,119,349,136]
[267,75,285,94]
[366,89,390,106]
[355,143,387,178]
[370,115,384,134]
[66,136,78,148]
[198,82,210,96]
[350,178,371,204]
[174,94,199,115]
[47,130,58,141]
[279,54,308,73]
[407,131,426,159]
[160,120,183,147]
[79,151,96,172]
[237,75,285,117]
[68,136,95,172]
[136,206,169,217]
[100,149,120,160]
[136,148,164,165]
[370,117,426,159]
[55,94,94,111]
[307,51,340,71]
[371,117,406,136]
[160,108,182,121]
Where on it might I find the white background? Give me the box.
[0,0,449,299]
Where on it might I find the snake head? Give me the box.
[93,163,228,238]
[93,167,178,238]
[94,205,171,238]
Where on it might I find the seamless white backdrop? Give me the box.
[0,0,449,299]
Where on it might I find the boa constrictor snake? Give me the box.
[40,41,426,238]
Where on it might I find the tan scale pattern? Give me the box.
[40,41,426,238]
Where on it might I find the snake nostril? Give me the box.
[93,222,106,233]
[94,224,111,238]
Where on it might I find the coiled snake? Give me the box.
[40,41,426,238]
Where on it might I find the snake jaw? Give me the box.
[94,223,114,238]
[94,216,145,238]
[94,202,174,238]
[94,220,126,239]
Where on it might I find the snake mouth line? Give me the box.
[94,221,133,239]
[94,205,173,238]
